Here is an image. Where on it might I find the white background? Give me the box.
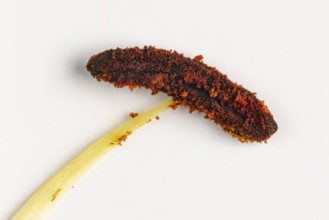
[1,0,329,219]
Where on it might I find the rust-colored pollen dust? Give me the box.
[86,46,278,142]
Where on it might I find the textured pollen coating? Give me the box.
[86,46,278,142]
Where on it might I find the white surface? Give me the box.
[1,0,329,219]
